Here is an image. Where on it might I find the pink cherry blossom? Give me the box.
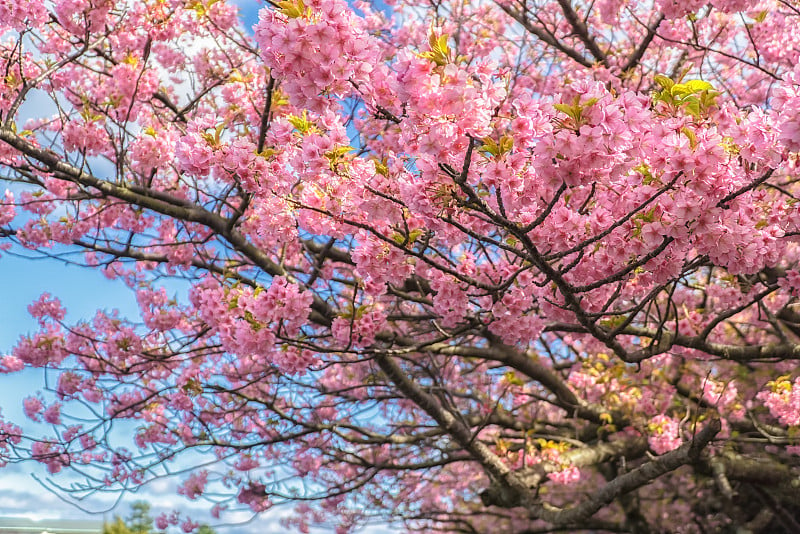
[0,0,798,532]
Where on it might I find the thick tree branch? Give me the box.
[373,352,536,508]
[530,420,721,525]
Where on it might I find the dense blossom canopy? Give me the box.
[1,0,800,532]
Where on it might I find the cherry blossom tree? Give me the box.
[1,0,800,532]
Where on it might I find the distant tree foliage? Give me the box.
[103,501,215,534]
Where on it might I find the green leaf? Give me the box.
[499,135,514,154]
[479,137,500,157]
[373,158,389,176]
[681,126,698,148]
[653,74,719,117]
[553,103,578,121]
[288,111,315,134]
[212,122,225,145]
[654,74,674,91]
[437,35,450,56]
[599,314,627,329]
[407,228,424,243]
[684,79,714,92]
[276,0,307,19]
[419,29,450,66]
[504,371,525,386]
[670,83,691,97]
[324,145,355,170]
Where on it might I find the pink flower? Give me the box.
[757,377,800,427]
[547,465,581,485]
[42,403,62,425]
[0,0,47,30]
[178,470,208,500]
[28,293,66,323]
[0,190,14,225]
[23,396,43,421]
[647,415,682,455]
[155,515,170,531]
[237,483,270,512]
[180,519,198,533]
